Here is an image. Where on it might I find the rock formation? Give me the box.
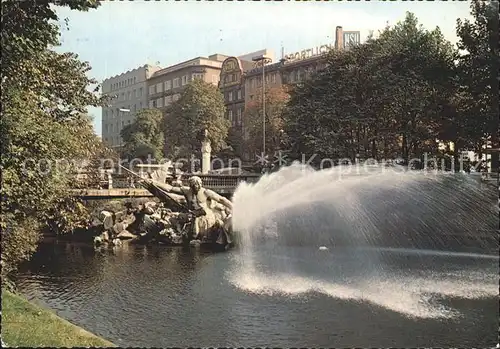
[93,166,234,251]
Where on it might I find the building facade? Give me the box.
[146,54,228,113]
[101,64,162,147]
[218,56,254,130]
[217,26,360,158]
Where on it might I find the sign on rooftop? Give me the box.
[343,31,361,49]
[284,44,332,63]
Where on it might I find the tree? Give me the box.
[455,0,499,165]
[121,109,165,161]
[284,12,457,166]
[1,0,104,277]
[242,86,289,159]
[165,79,229,157]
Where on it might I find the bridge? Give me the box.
[70,173,261,200]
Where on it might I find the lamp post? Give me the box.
[252,54,271,161]
[118,108,130,147]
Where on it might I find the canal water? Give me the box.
[15,241,498,347]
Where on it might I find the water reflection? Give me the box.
[15,242,499,347]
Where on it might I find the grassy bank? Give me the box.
[1,290,115,348]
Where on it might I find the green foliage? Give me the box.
[2,0,100,91]
[1,217,41,277]
[284,12,459,164]
[165,79,229,155]
[455,0,499,156]
[243,86,289,158]
[1,0,103,277]
[121,109,165,161]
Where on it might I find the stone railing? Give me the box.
[74,171,261,191]
[183,173,261,189]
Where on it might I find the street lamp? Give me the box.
[118,108,130,147]
[252,54,272,160]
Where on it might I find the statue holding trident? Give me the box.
[133,129,233,243]
[139,175,233,242]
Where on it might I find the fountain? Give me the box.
[229,161,498,319]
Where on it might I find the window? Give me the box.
[149,85,155,95]
[128,120,131,124]
[152,100,157,108]
[133,104,137,112]
[149,100,154,108]
[134,77,136,84]
[251,78,255,88]
[297,70,302,81]
[271,73,276,83]
[237,90,242,100]
[164,80,171,90]
[139,101,143,109]
[156,83,163,93]
[121,92,125,100]
[111,109,114,117]
[228,110,233,124]
[192,73,203,81]
[139,87,143,96]
[164,95,172,106]
[181,75,188,85]
[104,124,109,133]
[228,92,233,102]
[157,98,163,108]
[173,78,180,88]
[133,89,137,98]
[128,91,131,100]
[265,74,269,83]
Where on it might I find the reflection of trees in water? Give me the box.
[23,242,101,277]
[16,242,105,298]
[18,242,216,305]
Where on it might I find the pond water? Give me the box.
[16,241,499,347]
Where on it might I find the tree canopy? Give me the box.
[121,109,165,161]
[242,86,290,158]
[1,0,106,277]
[164,79,229,156]
[455,0,499,161]
[283,11,478,167]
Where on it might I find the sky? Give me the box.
[55,0,473,137]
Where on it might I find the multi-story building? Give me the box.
[217,26,360,158]
[244,26,354,105]
[101,64,162,147]
[218,56,254,130]
[218,49,276,130]
[146,54,228,113]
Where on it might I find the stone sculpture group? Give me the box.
[94,171,234,250]
[93,131,235,250]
